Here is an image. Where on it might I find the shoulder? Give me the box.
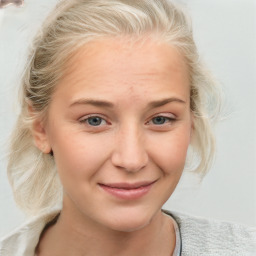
[0,209,60,256]
[163,209,256,256]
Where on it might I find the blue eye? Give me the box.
[151,116,173,125]
[87,116,104,126]
[80,116,107,126]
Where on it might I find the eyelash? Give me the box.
[79,115,108,127]
[79,114,176,128]
[147,115,176,126]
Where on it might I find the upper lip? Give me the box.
[99,180,156,189]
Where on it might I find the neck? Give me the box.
[36,207,176,256]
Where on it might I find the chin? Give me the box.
[104,207,157,233]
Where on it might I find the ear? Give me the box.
[29,106,51,154]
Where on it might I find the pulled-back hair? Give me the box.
[7,0,222,215]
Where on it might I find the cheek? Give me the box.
[148,127,191,174]
[50,130,111,180]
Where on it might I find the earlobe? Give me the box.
[29,106,51,154]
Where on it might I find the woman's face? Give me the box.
[35,37,193,232]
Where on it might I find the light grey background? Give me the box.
[0,0,255,236]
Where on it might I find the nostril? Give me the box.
[111,151,149,173]
[111,131,148,172]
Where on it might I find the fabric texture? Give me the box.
[165,210,256,256]
[0,209,255,256]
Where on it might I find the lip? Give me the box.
[98,181,156,200]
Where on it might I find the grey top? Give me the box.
[166,210,256,256]
[0,209,255,256]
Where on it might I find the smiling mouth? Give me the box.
[98,181,156,200]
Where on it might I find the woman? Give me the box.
[0,0,255,255]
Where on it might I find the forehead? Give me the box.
[55,37,190,102]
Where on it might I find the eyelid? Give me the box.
[146,113,176,122]
[79,114,107,122]
[79,114,111,127]
[78,113,176,126]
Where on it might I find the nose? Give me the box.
[111,125,149,173]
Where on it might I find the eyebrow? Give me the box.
[148,97,186,108]
[69,97,186,108]
[70,99,114,108]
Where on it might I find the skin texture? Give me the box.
[33,37,193,256]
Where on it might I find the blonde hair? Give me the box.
[7,0,222,215]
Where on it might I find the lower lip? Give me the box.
[99,183,154,200]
